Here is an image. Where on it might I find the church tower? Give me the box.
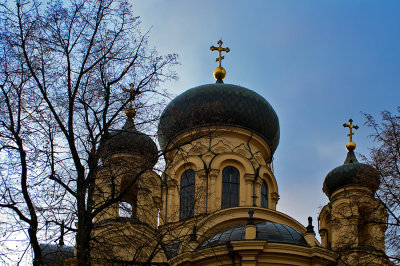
[64,41,394,266]
[319,119,390,265]
[157,40,281,226]
[90,101,162,262]
[155,41,336,265]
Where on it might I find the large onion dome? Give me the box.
[200,221,308,249]
[157,83,280,154]
[323,150,380,197]
[102,116,158,167]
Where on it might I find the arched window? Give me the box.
[222,166,240,209]
[358,206,372,246]
[180,169,195,219]
[261,180,268,208]
[119,180,137,218]
[119,202,133,217]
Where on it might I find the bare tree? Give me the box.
[0,0,177,264]
[0,33,46,264]
[363,109,400,262]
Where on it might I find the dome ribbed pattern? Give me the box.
[200,221,308,249]
[323,151,380,197]
[158,83,280,154]
[102,118,158,166]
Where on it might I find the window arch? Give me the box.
[222,166,240,209]
[261,180,268,208]
[118,180,137,218]
[358,206,373,246]
[180,169,195,219]
[119,202,133,217]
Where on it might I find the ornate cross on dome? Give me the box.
[210,40,230,67]
[123,83,135,104]
[122,83,136,119]
[343,119,359,142]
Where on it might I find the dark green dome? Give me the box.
[157,83,280,153]
[200,221,308,249]
[102,117,158,167]
[323,151,380,197]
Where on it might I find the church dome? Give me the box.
[102,117,158,167]
[157,83,280,154]
[323,150,380,197]
[200,221,308,249]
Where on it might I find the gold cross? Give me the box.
[122,83,136,107]
[210,40,230,67]
[122,83,137,118]
[343,119,359,142]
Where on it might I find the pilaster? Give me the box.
[254,178,262,206]
[196,169,207,215]
[244,174,255,206]
[166,178,178,222]
[209,169,220,212]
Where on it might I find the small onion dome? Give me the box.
[158,83,280,154]
[102,117,158,167]
[199,221,308,250]
[323,150,380,197]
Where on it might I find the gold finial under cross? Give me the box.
[343,119,359,151]
[122,83,136,119]
[210,40,230,67]
[210,40,230,82]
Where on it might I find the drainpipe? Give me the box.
[162,174,168,222]
[200,157,208,214]
[205,168,209,213]
[252,168,260,207]
[208,154,218,213]
[226,242,235,266]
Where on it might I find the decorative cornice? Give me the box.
[271,192,280,203]
[209,169,220,179]
[196,169,207,179]
[152,196,161,208]
[166,178,177,188]
[245,173,256,183]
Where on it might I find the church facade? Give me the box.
[67,41,392,265]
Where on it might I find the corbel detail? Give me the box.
[166,178,178,189]
[209,169,220,180]
[244,173,256,183]
[249,157,259,168]
[153,196,162,208]
[255,177,263,187]
[196,169,207,179]
[271,192,280,204]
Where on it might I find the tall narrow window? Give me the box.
[119,181,137,218]
[358,207,372,246]
[222,166,240,209]
[261,180,268,208]
[180,169,195,219]
[119,202,133,217]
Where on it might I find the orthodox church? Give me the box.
[64,41,391,265]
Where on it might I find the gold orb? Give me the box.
[213,67,226,80]
[346,141,356,151]
[125,107,136,119]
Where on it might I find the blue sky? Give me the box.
[133,1,400,229]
